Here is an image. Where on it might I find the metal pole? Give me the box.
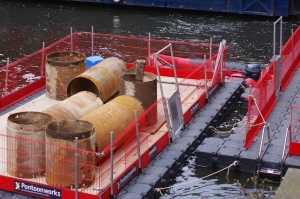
[134,110,142,171]
[220,43,224,84]
[154,53,172,141]
[92,26,94,56]
[110,132,114,198]
[210,37,212,59]
[41,42,45,78]
[75,137,79,199]
[148,32,151,64]
[170,44,179,90]
[204,55,208,100]
[71,27,73,52]
[5,58,9,96]
[292,29,294,63]
[279,16,282,55]
[273,21,276,60]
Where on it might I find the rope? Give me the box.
[155,161,238,196]
[209,118,248,134]
[249,95,266,124]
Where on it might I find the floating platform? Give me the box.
[194,67,300,177]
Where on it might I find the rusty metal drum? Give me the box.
[119,72,157,126]
[45,120,95,188]
[46,51,86,100]
[67,57,127,103]
[7,111,54,178]
[80,95,144,153]
[43,91,103,120]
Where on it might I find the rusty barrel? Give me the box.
[46,120,95,188]
[7,112,54,178]
[43,91,103,120]
[67,57,127,103]
[119,72,157,126]
[46,51,86,100]
[80,95,144,153]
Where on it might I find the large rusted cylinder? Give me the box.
[46,51,86,100]
[119,72,157,126]
[43,91,103,120]
[46,120,95,188]
[7,112,54,178]
[80,95,144,153]
[67,57,127,102]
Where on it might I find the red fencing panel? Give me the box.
[281,26,300,91]
[245,61,277,148]
[289,106,300,155]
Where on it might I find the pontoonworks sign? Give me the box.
[14,180,62,199]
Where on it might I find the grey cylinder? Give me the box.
[46,120,96,188]
[43,91,103,120]
[7,111,54,178]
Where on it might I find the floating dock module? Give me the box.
[43,91,103,120]
[46,51,86,100]
[46,120,96,188]
[7,112,54,178]
[68,57,128,102]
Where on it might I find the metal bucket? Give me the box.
[80,95,144,153]
[46,51,86,100]
[7,111,54,178]
[119,72,157,126]
[43,91,103,120]
[67,57,127,103]
[46,120,95,188]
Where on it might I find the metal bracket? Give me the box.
[96,152,105,157]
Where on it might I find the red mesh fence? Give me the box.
[0,31,223,198]
[281,26,300,91]
[245,61,277,148]
[289,106,300,155]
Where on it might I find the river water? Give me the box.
[0,0,299,198]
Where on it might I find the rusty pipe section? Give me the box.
[43,91,103,120]
[80,95,144,153]
[67,57,128,102]
[46,51,86,100]
[7,111,54,178]
[46,120,95,188]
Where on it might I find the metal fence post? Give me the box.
[110,132,114,198]
[210,37,212,59]
[41,42,45,78]
[91,26,94,56]
[75,137,79,199]
[204,55,208,100]
[70,27,73,52]
[148,32,151,64]
[5,58,9,96]
[134,110,142,172]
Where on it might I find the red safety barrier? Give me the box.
[245,61,278,148]
[0,31,224,198]
[289,106,300,155]
[281,26,300,91]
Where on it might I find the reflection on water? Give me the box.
[0,0,299,66]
